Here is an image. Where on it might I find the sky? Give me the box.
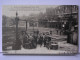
[2,5,59,17]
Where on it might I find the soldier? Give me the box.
[38,34,43,47]
[43,34,47,47]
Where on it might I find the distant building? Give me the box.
[45,5,78,29]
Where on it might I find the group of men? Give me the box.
[38,32,51,47]
[21,31,52,49]
[21,31,37,49]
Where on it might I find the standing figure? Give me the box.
[43,34,47,47]
[56,29,58,35]
[50,30,52,35]
[38,34,43,47]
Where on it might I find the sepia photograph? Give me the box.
[2,5,78,55]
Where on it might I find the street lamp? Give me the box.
[12,12,21,50]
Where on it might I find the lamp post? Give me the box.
[15,12,19,42]
[26,21,27,31]
[13,12,21,50]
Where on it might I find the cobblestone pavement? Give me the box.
[3,27,78,55]
[58,41,78,54]
[4,41,78,55]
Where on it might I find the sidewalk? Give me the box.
[4,45,67,54]
[4,41,78,54]
[58,41,78,54]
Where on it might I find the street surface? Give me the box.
[3,27,78,55]
[4,41,78,54]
